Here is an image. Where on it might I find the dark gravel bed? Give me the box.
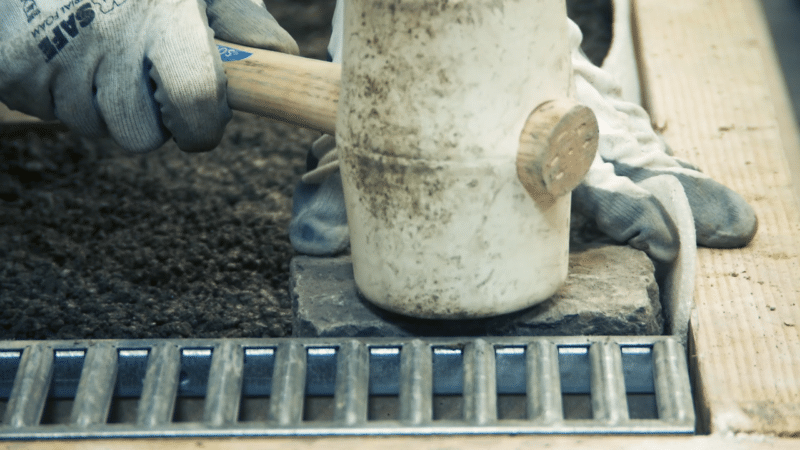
[0,0,611,340]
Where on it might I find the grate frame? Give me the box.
[0,336,694,439]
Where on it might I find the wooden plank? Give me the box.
[1,435,799,450]
[634,0,800,436]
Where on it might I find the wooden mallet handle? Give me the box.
[217,40,340,135]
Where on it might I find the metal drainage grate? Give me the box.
[0,336,694,439]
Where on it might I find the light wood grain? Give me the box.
[517,99,598,208]
[219,40,340,135]
[634,0,800,436]
[0,102,40,124]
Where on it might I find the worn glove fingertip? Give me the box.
[173,121,228,152]
[117,131,171,153]
[698,195,758,249]
[215,23,298,55]
[290,172,350,256]
[670,172,758,249]
[148,42,231,153]
[207,0,299,54]
[168,101,231,153]
[152,94,230,153]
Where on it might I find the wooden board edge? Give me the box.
[634,0,800,437]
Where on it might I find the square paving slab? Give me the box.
[291,242,663,338]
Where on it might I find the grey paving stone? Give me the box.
[291,242,663,338]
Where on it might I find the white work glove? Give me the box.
[0,0,298,153]
[290,2,757,261]
[567,19,757,262]
[289,0,349,256]
[290,128,350,256]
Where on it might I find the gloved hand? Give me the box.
[290,130,350,256]
[0,0,298,153]
[290,3,758,261]
[567,19,757,262]
[289,0,350,256]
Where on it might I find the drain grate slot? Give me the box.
[0,336,695,439]
[108,349,149,424]
[431,346,463,422]
[303,346,338,422]
[621,346,658,420]
[40,349,84,426]
[559,345,592,420]
[367,346,401,421]
[238,347,274,422]
[495,346,525,420]
[172,347,213,423]
[0,351,21,425]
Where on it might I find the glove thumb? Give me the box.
[206,0,299,54]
